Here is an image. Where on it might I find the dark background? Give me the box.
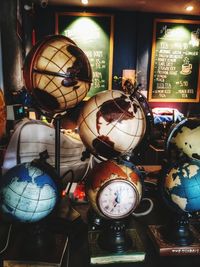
[1,1,200,116]
[33,5,200,116]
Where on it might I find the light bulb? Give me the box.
[81,0,88,5]
[185,5,194,11]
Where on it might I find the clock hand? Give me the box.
[110,201,118,213]
[110,194,119,211]
[112,198,118,207]
[116,191,121,203]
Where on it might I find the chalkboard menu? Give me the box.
[55,12,114,97]
[149,19,200,102]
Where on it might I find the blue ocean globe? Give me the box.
[162,159,200,213]
[0,162,58,223]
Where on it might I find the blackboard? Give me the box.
[149,19,200,102]
[55,12,114,98]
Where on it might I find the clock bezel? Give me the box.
[96,178,140,219]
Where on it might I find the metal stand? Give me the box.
[98,219,132,253]
[163,214,194,246]
[54,114,62,178]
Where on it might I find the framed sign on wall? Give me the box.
[149,18,200,102]
[55,12,114,98]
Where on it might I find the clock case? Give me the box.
[86,159,146,254]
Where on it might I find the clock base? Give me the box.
[98,220,132,253]
[88,228,145,265]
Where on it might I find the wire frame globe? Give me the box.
[23,35,92,114]
[78,90,146,159]
[0,89,6,140]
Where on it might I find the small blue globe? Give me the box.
[0,162,58,223]
[163,160,200,213]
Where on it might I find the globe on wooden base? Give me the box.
[86,159,143,253]
[160,159,200,245]
[23,35,92,114]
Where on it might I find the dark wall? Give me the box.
[1,0,24,103]
[33,6,138,78]
[27,5,200,116]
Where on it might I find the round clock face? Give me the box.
[97,179,138,219]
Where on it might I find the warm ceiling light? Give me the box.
[185,5,194,11]
[81,0,88,4]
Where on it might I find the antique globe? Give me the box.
[23,35,92,114]
[160,159,200,245]
[85,160,142,219]
[0,89,6,140]
[0,161,58,223]
[162,160,200,214]
[78,90,146,159]
[85,159,143,252]
[166,117,200,164]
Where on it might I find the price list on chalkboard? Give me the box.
[149,19,200,102]
[55,13,114,98]
[83,49,108,97]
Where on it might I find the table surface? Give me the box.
[68,194,200,267]
[0,186,200,267]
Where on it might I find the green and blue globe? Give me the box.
[0,162,58,223]
[163,160,200,213]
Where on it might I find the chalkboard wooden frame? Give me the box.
[55,12,114,97]
[149,18,200,102]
